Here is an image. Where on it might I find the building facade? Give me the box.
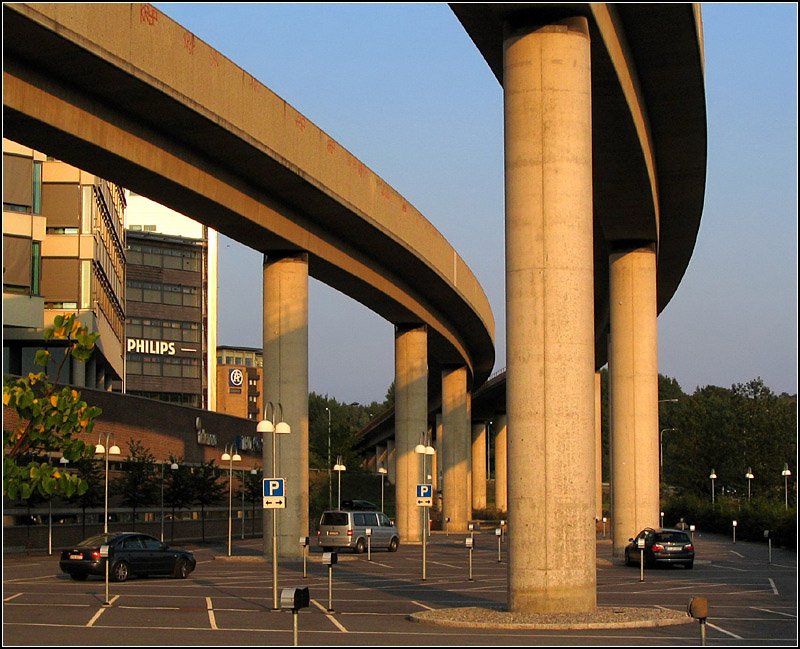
[124,193,218,410]
[3,139,126,390]
[216,345,264,422]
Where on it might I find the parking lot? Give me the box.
[3,531,796,646]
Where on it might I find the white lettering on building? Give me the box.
[127,338,176,355]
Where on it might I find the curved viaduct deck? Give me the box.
[2,2,495,389]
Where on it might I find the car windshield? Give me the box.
[656,532,690,543]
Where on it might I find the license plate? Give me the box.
[327,531,339,536]
[666,547,680,552]
[69,554,83,560]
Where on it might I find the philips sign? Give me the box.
[127,338,176,355]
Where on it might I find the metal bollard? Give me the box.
[732,520,737,544]
[281,587,310,646]
[466,536,474,581]
[366,528,372,561]
[496,528,502,562]
[322,552,337,612]
[687,596,709,646]
[299,537,309,578]
[637,536,646,582]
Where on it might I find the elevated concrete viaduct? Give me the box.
[3,3,706,616]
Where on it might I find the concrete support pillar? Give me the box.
[494,414,508,513]
[386,439,396,485]
[504,16,596,613]
[471,422,487,510]
[608,243,659,557]
[394,324,427,544]
[596,372,604,521]
[262,251,309,560]
[441,365,471,532]
[435,414,443,513]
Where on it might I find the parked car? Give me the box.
[59,532,196,582]
[624,527,694,569]
[317,509,399,553]
[340,499,378,511]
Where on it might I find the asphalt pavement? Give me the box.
[2,530,796,646]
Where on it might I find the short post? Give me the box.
[500,519,506,543]
[602,517,607,538]
[689,524,696,542]
[445,517,450,536]
[280,587,310,647]
[687,596,709,646]
[764,530,772,564]
[101,543,111,606]
[660,511,664,528]
[466,536,474,581]
[299,537,309,578]
[638,536,646,582]
[366,528,372,561]
[732,520,737,544]
[495,528,502,562]
[322,552,337,612]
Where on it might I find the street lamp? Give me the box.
[745,467,754,502]
[160,460,179,542]
[95,433,121,534]
[326,406,332,509]
[659,428,677,469]
[48,456,70,555]
[782,463,792,510]
[415,432,435,581]
[334,456,346,510]
[95,432,120,608]
[378,465,388,512]
[257,401,291,610]
[709,469,717,506]
[221,445,242,556]
[250,467,259,537]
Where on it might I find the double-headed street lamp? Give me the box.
[782,463,792,510]
[745,467,754,502]
[378,465,388,513]
[257,402,291,611]
[221,445,242,556]
[160,460,179,542]
[326,406,332,509]
[95,433,121,535]
[415,433,435,581]
[334,456,346,510]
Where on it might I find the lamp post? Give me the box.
[378,465,388,512]
[257,402,291,611]
[160,460,179,542]
[745,468,754,502]
[415,432,435,581]
[782,463,792,510]
[250,467,258,537]
[221,445,241,556]
[659,428,677,469]
[241,468,247,540]
[709,469,717,506]
[326,406,332,509]
[95,432,120,608]
[48,456,69,555]
[334,456,346,510]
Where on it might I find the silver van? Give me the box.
[317,510,399,553]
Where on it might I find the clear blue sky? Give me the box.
[154,3,798,404]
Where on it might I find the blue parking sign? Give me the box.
[263,478,286,509]
[416,483,433,507]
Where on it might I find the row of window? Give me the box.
[127,243,201,272]
[127,317,200,343]
[127,354,201,379]
[128,280,200,307]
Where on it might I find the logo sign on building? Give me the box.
[263,478,286,509]
[416,484,433,507]
[236,435,263,454]
[127,338,176,355]
[228,368,244,387]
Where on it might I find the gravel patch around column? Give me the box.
[409,605,693,630]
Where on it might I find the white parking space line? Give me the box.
[86,596,118,627]
[206,596,218,630]
[730,550,744,558]
[768,578,779,595]
[752,607,796,618]
[310,599,349,632]
[706,622,743,639]
[4,593,23,602]
[411,600,435,611]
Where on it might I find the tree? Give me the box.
[64,457,104,539]
[113,440,159,524]
[164,455,194,543]
[190,460,226,543]
[236,466,263,537]
[3,314,101,501]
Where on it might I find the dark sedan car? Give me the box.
[624,527,695,569]
[59,532,196,582]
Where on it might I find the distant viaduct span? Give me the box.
[3,3,706,616]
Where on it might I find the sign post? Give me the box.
[264,478,286,609]
[417,484,433,580]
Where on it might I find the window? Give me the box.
[31,242,41,295]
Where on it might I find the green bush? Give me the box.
[662,493,796,549]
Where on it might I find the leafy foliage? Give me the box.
[3,314,101,500]
[113,439,159,521]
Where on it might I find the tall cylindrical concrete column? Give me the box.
[441,365,471,532]
[471,422,487,510]
[608,243,659,557]
[596,372,604,521]
[504,16,596,613]
[394,324,427,544]
[386,439,396,484]
[262,251,309,559]
[494,414,508,513]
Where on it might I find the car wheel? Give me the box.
[388,537,399,552]
[70,572,88,581]
[111,560,130,583]
[355,538,366,554]
[173,558,191,579]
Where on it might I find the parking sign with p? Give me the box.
[263,478,286,509]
